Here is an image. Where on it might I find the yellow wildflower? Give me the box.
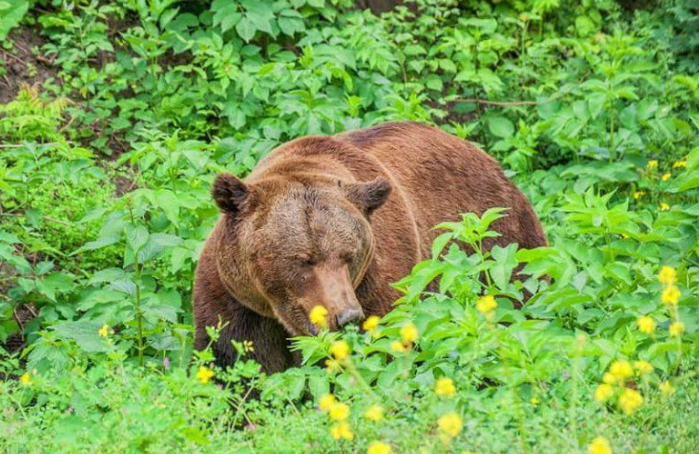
[609,360,633,382]
[319,394,336,412]
[647,160,658,169]
[661,172,671,181]
[530,397,540,405]
[632,191,645,199]
[669,321,685,337]
[363,315,381,335]
[661,285,681,305]
[660,202,670,211]
[330,421,353,440]
[602,372,617,385]
[391,341,407,353]
[368,441,391,454]
[618,387,643,415]
[437,412,463,437]
[99,324,110,337]
[476,295,497,315]
[243,340,254,353]
[636,316,656,334]
[196,366,215,384]
[401,322,418,344]
[325,359,342,373]
[673,160,686,169]
[435,377,457,397]
[364,404,384,422]
[633,360,653,375]
[330,340,350,360]
[660,380,675,396]
[19,372,31,387]
[588,437,612,454]
[595,383,614,403]
[658,266,676,285]
[329,402,350,421]
[310,305,328,329]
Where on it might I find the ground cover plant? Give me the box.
[1,0,699,452]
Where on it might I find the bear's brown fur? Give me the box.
[193,121,547,372]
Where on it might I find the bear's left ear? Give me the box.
[346,177,392,215]
[212,173,256,215]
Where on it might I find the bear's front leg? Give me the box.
[195,304,295,374]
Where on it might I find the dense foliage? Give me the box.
[1,0,699,453]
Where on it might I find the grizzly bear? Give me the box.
[193,121,547,373]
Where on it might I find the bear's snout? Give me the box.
[335,307,365,328]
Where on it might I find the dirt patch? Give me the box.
[0,26,58,104]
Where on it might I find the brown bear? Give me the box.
[193,121,547,373]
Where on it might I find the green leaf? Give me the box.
[488,116,514,138]
[0,0,28,40]
[236,17,256,42]
[125,225,149,253]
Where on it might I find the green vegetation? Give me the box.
[2,0,699,453]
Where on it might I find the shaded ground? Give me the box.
[0,26,57,104]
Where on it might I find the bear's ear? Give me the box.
[212,173,255,215]
[346,178,392,215]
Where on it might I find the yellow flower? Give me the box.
[673,160,686,169]
[400,322,418,344]
[196,366,215,384]
[661,172,671,181]
[669,321,685,337]
[609,360,633,382]
[618,388,643,415]
[319,394,336,412]
[476,295,497,315]
[99,324,110,337]
[243,340,254,353]
[595,383,614,403]
[19,372,31,387]
[364,404,384,422]
[660,380,675,396]
[633,360,653,375]
[330,421,353,440]
[368,441,391,454]
[329,402,350,421]
[530,397,539,405]
[602,372,617,385]
[310,305,328,329]
[660,202,670,211]
[661,285,680,305]
[636,316,656,334]
[435,377,457,397]
[437,412,462,437]
[330,340,350,360]
[363,315,381,335]
[391,341,407,353]
[588,437,612,454]
[658,266,676,285]
[325,359,342,373]
[632,191,645,199]
[647,160,658,169]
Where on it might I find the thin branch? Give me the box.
[0,142,71,149]
[453,98,544,107]
[0,212,71,226]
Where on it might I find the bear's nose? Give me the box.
[336,307,365,328]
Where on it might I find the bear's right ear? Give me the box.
[212,173,255,215]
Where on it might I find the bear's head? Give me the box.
[211,172,392,336]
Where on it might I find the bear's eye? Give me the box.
[295,253,316,266]
[339,251,354,263]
